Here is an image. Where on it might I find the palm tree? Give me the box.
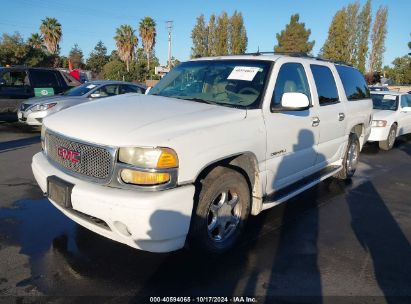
[27,33,43,49]
[114,25,138,72]
[40,17,62,54]
[139,17,156,72]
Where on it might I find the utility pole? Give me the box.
[166,20,173,69]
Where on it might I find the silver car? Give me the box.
[17,80,145,126]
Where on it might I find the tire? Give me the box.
[334,133,360,180]
[378,124,397,151]
[188,166,251,255]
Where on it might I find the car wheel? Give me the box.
[379,124,397,151]
[334,133,360,180]
[189,166,251,255]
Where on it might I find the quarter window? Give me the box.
[335,65,370,100]
[310,65,339,105]
[272,63,311,107]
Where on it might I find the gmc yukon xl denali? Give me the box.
[32,54,373,254]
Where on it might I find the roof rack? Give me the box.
[244,51,352,66]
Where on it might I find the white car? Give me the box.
[32,54,372,254]
[368,91,411,150]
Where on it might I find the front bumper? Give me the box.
[32,152,195,252]
[368,126,391,142]
[18,110,47,126]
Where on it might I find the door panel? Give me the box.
[264,62,319,194]
[309,64,347,165]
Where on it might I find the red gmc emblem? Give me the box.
[57,147,81,164]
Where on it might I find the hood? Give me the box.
[23,95,84,105]
[44,94,247,146]
[372,109,397,121]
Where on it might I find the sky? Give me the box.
[1,0,410,67]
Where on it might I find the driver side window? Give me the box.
[271,63,311,108]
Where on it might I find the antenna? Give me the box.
[166,21,173,68]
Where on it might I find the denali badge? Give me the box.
[57,147,81,164]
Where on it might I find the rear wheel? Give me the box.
[189,166,251,255]
[379,124,397,151]
[334,133,360,180]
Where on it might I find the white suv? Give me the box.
[32,54,373,254]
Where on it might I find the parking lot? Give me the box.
[0,122,410,302]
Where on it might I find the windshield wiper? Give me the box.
[172,96,220,106]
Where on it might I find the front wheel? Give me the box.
[379,124,397,151]
[334,133,360,180]
[188,166,251,255]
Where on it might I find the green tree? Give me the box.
[357,0,372,73]
[368,6,388,73]
[139,17,156,73]
[207,14,217,56]
[346,2,360,65]
[170,56,181,68]
[27,33,43,49]
[86,40,109,77]
[68,43,84,69]
[40,17,62,55]
[321,9,349,62]
[229,11,247,54]
[385,56,411,84]
[215,12,229,56]
[0,33,29,66]
[191,14,208,58]
[274,14,314,53]
[114,24,138,72]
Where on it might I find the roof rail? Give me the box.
[244,51,352,66]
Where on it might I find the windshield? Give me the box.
[63,83,99,96]
[149,60,272,109]
[371,93,398,111]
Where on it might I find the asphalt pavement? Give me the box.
[0,123,411,303]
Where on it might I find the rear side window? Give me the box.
[1,70,29,86]
[272,63,311,107]
[336,65,370,100]
[121,84,143,94]
[310,65,339,105]
[30,70,60,87]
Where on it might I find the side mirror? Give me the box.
[401,106,411,112]
[90,93,101,98]
[273,92,310,112]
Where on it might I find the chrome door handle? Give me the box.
[312,117,320,127]
[339,113,345,121]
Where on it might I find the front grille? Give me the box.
[20,103,32,111]
[45,132,114,181]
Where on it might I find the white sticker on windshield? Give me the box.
[86,84,97,89]
[227,66,260,81]
[383,95,397,100]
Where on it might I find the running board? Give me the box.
[262,165,342,210]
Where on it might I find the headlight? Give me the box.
[41,125,46,150]
[371,120,387,127]
[118,147,178,169]
[31,103,57,112]
[118,147,178,187]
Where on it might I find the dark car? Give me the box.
[0,67,81,121]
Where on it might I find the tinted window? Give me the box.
[64,83,98,96]
[272,63,311,107]
[30,70,60,87]
[122,84,143,94]
[400,94,411,108]
[310,65,339,105]
[1,71,29,87]
[336,65,370,100]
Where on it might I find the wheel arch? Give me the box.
[194,152,263,216]
[350,124,365,148]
